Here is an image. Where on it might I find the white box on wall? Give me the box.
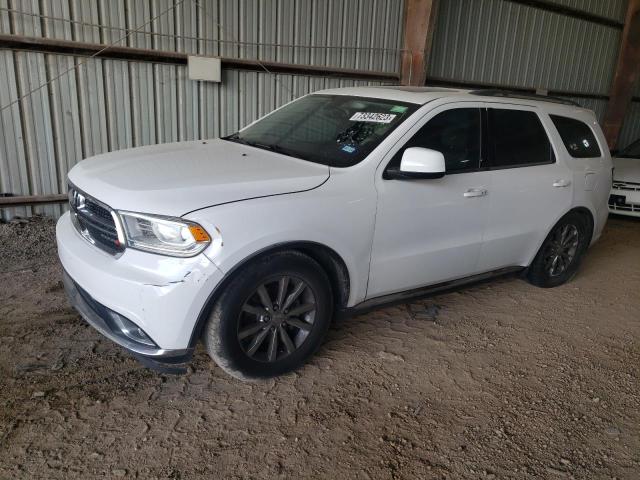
[188,56,222,82]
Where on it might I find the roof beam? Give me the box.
[400,0,439,86]
[603,0,640,148]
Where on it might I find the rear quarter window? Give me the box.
[550,114,601,158]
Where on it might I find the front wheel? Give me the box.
[204,251,333,380]
[526,212,591,288]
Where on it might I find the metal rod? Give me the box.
[503,0,624,29]
[0,34,400,82]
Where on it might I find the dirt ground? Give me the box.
[0,215,638,480]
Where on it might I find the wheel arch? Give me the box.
[527,206,596,268]
[568,206,595,242]
[187,241,351,348]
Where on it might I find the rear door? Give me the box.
[476,105,573,271]
[548,113,611,225]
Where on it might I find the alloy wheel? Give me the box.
[237,275,317,362]
[543,223,580,277]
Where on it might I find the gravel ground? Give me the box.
[0,215,639,479]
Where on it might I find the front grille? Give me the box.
[612,180,640,192]
[69,185,124,255]
[609,194,640,213]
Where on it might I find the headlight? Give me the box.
[118,211,219,257]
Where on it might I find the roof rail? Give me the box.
[469,89,581,107]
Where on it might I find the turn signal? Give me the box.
[189,224,211,243]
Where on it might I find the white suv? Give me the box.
[57,87,612,379]
[609,138,640,217]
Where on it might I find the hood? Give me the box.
[68,139,330,217]
[612,157,640,184]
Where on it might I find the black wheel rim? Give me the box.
[543,223,580,277]
[237,275,317,363]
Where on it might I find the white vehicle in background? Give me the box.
[609,138,640,217]
[56,87,612,380]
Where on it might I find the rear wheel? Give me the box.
[527,212,591,288]
[204,251,333,380]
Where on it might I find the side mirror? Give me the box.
[386,147,446,180]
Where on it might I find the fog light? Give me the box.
[109,311,156,347]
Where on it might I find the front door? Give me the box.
[367,105,491,299]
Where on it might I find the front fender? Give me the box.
[184,185,376,307]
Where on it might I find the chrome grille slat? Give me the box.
[77,214,118,239]
[609,202,640,212]
[68,185,124,256]
[612,181,640,192]
[78,207,116,231]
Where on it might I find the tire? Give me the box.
[526,211,591,288]
[204,251,333,380]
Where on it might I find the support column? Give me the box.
[400,0,439,86]
[603,0,640,149]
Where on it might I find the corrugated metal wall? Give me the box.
[0,0,403,219]
[429,0,621,94]
[428,0,640,148]
[2,0,640,221]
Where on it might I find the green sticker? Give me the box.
[390,105,408,113]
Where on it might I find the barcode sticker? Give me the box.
[349,112,397,123]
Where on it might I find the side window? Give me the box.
[388,108,481,173]
[549,114,602,158]
[488,109,555,168]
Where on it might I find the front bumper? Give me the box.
[61,270,189,358]
[57,212,224,367]
[62,270,193,372]
[609,187,640,217]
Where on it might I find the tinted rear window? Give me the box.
[550,115,601,158]
[489,109,555,168]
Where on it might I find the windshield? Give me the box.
[224,94,419,167]
[619,139,640,158]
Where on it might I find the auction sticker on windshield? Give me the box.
[350,112,397,123]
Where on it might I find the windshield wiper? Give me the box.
[223,134,286,154]
[222,133,249,145]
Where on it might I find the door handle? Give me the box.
[463,188,488,198]
[553,179,571,188]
